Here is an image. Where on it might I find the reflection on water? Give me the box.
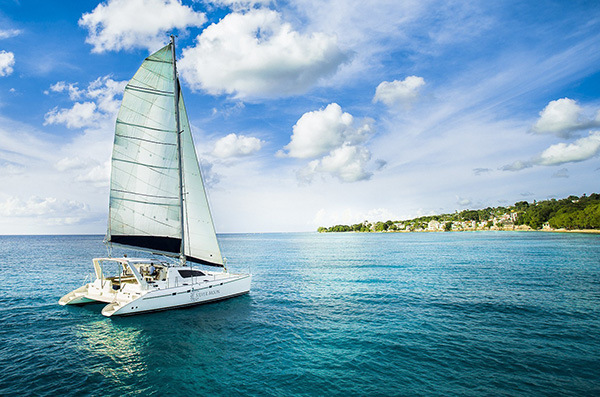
[75,320,148,382]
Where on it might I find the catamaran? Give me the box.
[59,37,251,317]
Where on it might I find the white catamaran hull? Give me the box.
[101,274,251,317]
[59,258,251,317]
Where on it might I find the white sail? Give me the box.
[179,90,224,265]
[107,43,223,266]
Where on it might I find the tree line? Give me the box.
[317,193,600,232]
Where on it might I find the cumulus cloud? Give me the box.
[79,0,206,53]
[44,102,100,129]
[179,9,349,97]
[300,144,372,183]
[531,98,600,137]
[373,76,425,107]
[0,50,15,76]
[282,103,373,159]
[534,131,600,166]
[212,133,263,158]
[44,76,126,129]
[48,81,84,100]
[282,103,376,183]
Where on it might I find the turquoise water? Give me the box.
[1,232,599,396]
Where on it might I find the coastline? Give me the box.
[320,227,600,234]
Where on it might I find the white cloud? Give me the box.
[86,76,127,114]
[44,102,99,129]
[44,76,126,129]
[0,50,15,76]
[55,157,93,172]
[282,103,372,159]
[207,0,271,10]
[531,98,599,137]
[534,131,600,166]
[79,0,206,53]
[300,144,373,183]
[179,9,349,97]
[500,160,533,172]
[212,133,263,158]
[0,196,88,219]
[0,29,22,39]
[48,81,84,100]
[282,103,375,183]
[54,157,110,184]
[373,76,425,107]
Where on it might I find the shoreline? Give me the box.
[320,228,600,235]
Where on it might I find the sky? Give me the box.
[1,0,600,234]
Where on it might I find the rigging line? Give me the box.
[116,102,175,130]
[118,93,173,117]
[136,63,172,84]
[144,58,172,64]
[111,196,180,207]
[126,87,173,98]
[115,133,177,146]
[116,120,177,134]
[110,188,178,200]
[113,161,175,179]
[126,84,174,96]
[112,157,178,171]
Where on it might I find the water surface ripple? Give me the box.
[0,232,599,396]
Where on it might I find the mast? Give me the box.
[171,35,186,265]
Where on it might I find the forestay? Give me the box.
[106,43,223,267]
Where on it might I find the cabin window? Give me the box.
[178,269,206,278]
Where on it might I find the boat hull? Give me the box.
[103,274,251,317]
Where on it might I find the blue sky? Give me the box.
[1,0,599,234]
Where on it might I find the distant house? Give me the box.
[427,220,442,231]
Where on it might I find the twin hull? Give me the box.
[59,258,251,317]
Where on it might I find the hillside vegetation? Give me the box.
[317,193,600,233]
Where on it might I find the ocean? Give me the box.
[0,232,599,396]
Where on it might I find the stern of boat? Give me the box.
[58,284,98,306]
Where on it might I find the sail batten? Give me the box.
[107,41,224,268]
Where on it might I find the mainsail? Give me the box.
[107,42,223,267]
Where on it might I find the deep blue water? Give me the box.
[1,232,599,396]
